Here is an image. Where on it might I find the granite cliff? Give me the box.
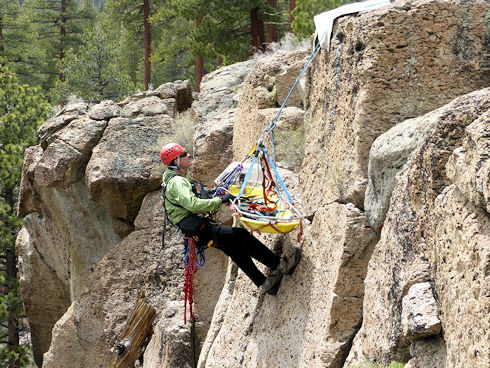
[16,0,489,367]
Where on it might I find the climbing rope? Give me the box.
[182,237,205,324]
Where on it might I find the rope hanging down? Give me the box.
[182,237,205,324]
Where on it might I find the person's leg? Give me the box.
[231,227,280,270]
[210,225,267,287]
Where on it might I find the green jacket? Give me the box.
[162,168,222,225]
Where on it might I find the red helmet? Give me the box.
[160,143,186,165]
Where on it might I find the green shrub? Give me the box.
[275,124,306,172]
[171,110,196,154]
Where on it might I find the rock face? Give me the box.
[191,60,256,186]
[15,1,490,368]
[232,49,309,161]
[346,88,490,368]
[301,0,490,211]
[16,81,216,366]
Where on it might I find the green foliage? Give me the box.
[0,66,49,367]
[55,21,136,102]
[275,124,306,172]
[170,110,196,154]
[292,0,351,38]
[19,0,96,94]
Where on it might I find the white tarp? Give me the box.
[314,0,392,50]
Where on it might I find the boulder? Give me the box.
[365,90,490,231]
[155,80,193,112]
[33,118,108,188]
[38,102,89,149]
[192,60,256,120]
[401,282,441,339]
[85,115,174,221]
[88,100,122,120]
[346,88,490,368]
[301,0,490,211]
[122,96,176,118]
[192,60,256,186]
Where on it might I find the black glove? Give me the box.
[221,193,236,203]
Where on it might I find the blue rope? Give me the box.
[265,36,324,136]
[237,149,260,199]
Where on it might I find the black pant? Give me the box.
[197,224,280,287]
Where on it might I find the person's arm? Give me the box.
[167,176,222,213]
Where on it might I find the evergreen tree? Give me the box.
[0,66,49,368]
[106,0,153,90]
[292,0,348,38]
[21,0,95,95]
[56,21,136,102]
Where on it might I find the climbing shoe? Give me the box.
[278,247,301,275]
[261,271,283,295]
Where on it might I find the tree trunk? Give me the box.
[266,0,278,44]
[143,0,151,91]
[5,190,20,368]
[250,7,265,53]
[60,0,66,83]
[194,55,203,92]
[290,0,296,33]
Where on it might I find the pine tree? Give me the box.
[106,0,153,90]
[0,66,49,368]
[56,20,136,102]
[292,0,348,38]
[21,0,95,95]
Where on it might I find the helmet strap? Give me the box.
[168,156,181,170]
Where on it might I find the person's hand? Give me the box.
[221,193,236,203]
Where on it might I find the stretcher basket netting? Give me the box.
[228,185,301,234]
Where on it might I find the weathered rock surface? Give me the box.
[85,115,173,221]
[199,200,378,368]
[401,282,441,339]
[232,49,309,161]
[192,60,256,186]
[346,88,490,368]
[88,100,122,120]
[41,192,227,368]
[301,0,490,211]
[38,102,88,149]
[17,82,197,365]
[34,118,107,188]
[16,228,71,366]
[365,90,490,231]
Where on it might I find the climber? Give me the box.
[160,142,301,295]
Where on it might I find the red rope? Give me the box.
[183,237,198,324]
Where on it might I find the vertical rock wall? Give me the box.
[200,1,490,368]
[346,89,490,368]
[301,0,490,211]
[15,0,490,367]
[17,82,199,366]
